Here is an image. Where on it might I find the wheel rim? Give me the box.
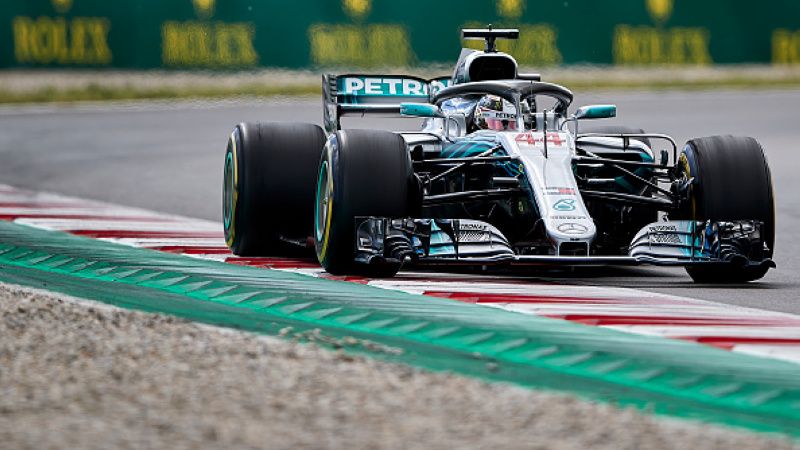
[678,145,698,220]
[315,160,332,244]
[223,150,234,230]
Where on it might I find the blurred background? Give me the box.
[2,0,800,101]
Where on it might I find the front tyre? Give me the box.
[678,135,775,283]
[315,130,414,277]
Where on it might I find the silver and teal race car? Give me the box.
[222,28,775,283]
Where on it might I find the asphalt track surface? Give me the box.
[0,89,798,313]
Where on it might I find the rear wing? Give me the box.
[323,74,451,132]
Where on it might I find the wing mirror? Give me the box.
[400,102,444,118]
[574,104,617,120]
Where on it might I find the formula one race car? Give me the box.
[222,28,775,283]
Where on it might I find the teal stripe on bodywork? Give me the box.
[441,137,496,159]
[0,220,797,437]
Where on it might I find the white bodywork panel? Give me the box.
[497,130,596,254]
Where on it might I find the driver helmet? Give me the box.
[473,95,532,131]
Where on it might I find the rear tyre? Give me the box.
[678,135,775,283]
[223,122,325,256]
[315,130,413,277]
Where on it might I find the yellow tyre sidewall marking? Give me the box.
[225,130,239,247]
[678,152,696,219]
[318,143,334,261]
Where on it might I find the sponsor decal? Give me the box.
[13,14,112,65]
[343,0,371,20]
[309,25,412,67]
[161,0,257,67]
[52,0,72,13]
[773,29,800,64]
[557,223,589,234]
[614,25,710,65]
[552,215,587,220]
[648,224,679,232]
[162,21,257,67]
[552,199,576,211]
[192,0,215,19]
[481,111,516,120]
[646,0,673,24]
[545,187,576,196]
[458,222,490,242]
[497,0,524,19]
[614,0,709,65]
[458,222,488,231]
[339,76,450,97]
[645,223,690,245]
[514,132,565,146]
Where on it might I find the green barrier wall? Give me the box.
[2,0,800,70]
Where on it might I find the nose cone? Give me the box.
[547,219,596,246]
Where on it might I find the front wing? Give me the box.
[354,218,774,269]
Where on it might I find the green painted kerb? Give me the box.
[0,220,797,437]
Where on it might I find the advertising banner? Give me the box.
[2,0,800,69]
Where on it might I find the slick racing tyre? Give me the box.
[678,135,775,283]
[315,130,414,277]
[223,122,325,256]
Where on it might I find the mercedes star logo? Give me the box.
[557,223,589,234]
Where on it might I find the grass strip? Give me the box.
[0,83,321,104]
